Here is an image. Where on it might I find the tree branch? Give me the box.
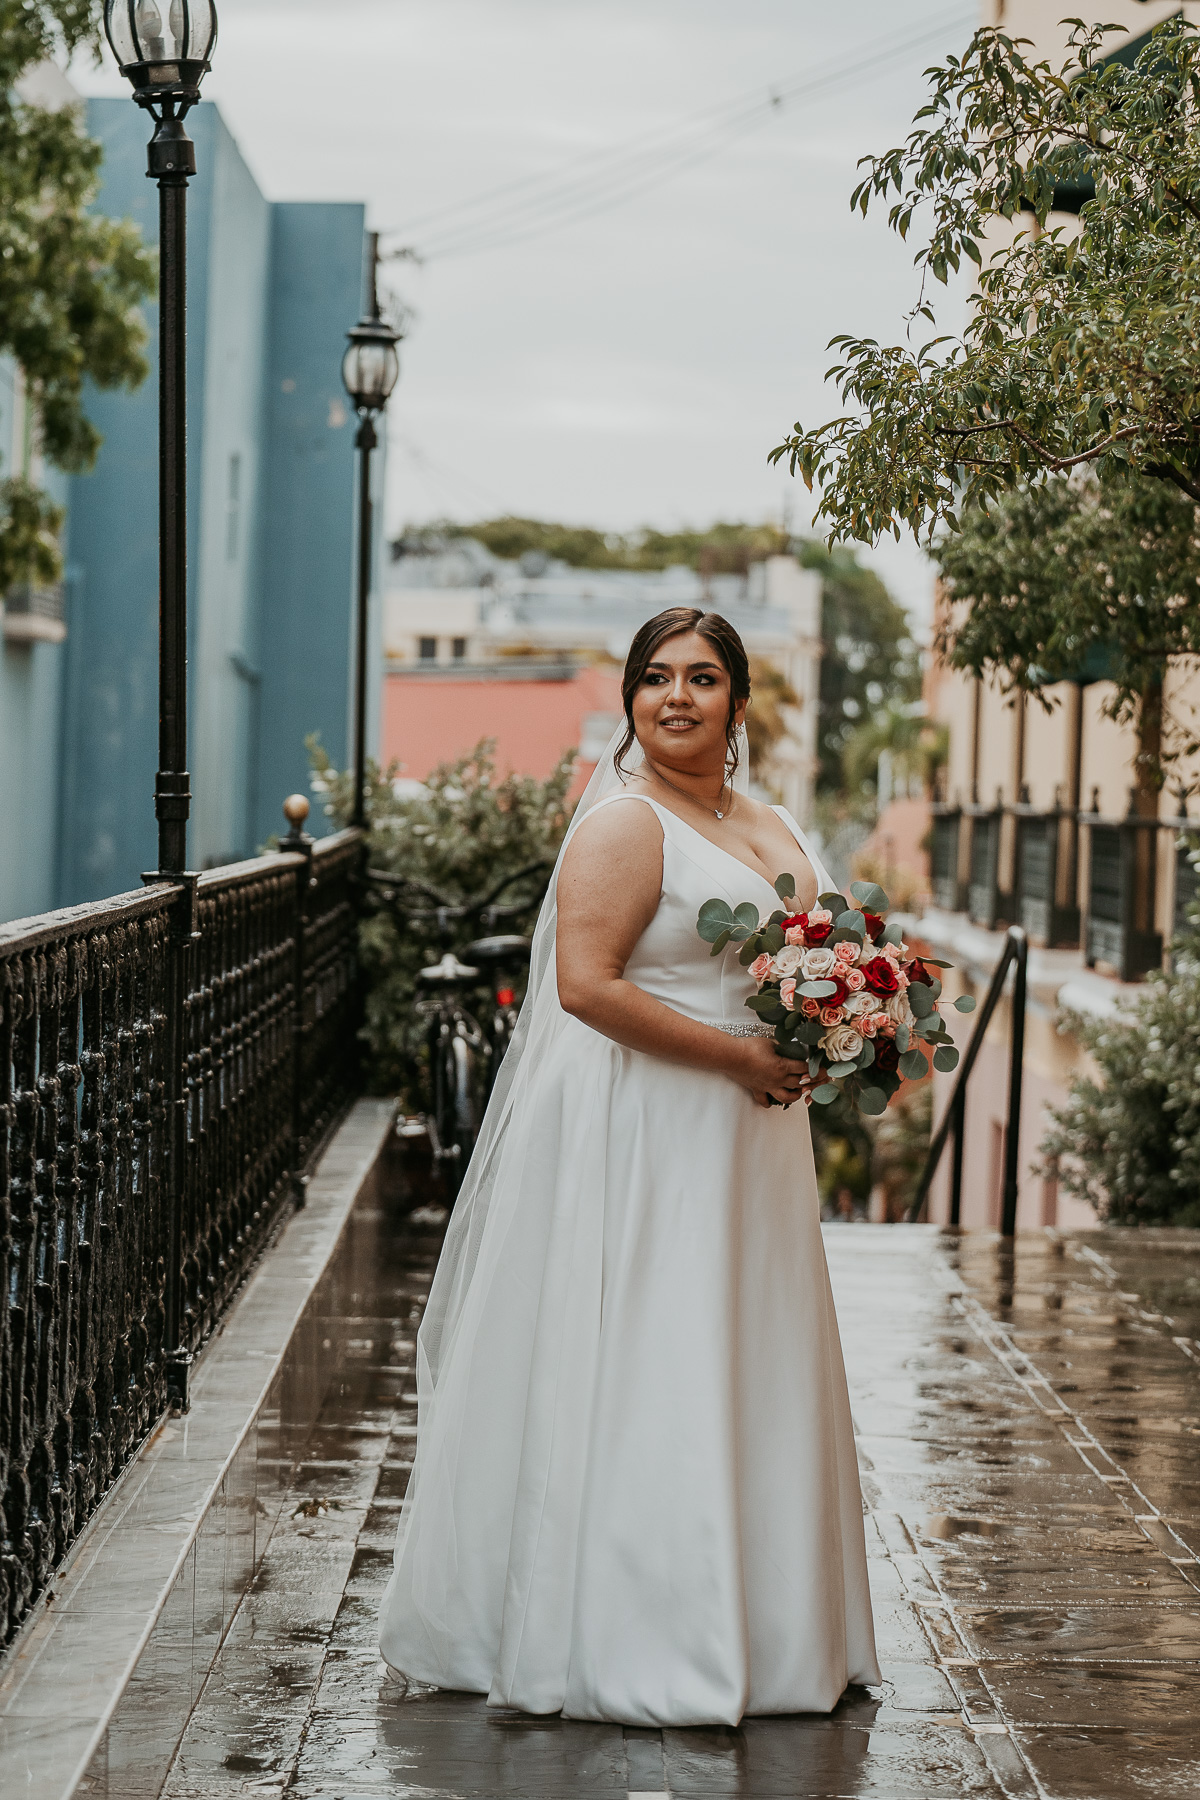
[1146,461,1200,504]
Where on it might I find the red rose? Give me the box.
[874,1038,899,1074]
[861,955,899,997]
[823,975,850,1009]
[781,913,806,931]
[907,958,935,988]
[863,911,886,943]
[806,919,834,945]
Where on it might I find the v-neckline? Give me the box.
[655,800,813,902]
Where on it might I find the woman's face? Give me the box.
[629,630,747,770]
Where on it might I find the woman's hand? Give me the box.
[728,1037,816,1109]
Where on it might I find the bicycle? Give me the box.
[364,861,551,1200]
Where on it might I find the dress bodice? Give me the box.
[579,794,819,1029]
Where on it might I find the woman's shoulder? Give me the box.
[559,792,664,891]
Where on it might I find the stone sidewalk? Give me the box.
[158,1179,1200,1800]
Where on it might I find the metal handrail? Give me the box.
[908,925,1028,1234]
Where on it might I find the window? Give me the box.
[419,636,437,662]
[452,637,467,661]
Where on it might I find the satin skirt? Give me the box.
[377,1016,880,1726]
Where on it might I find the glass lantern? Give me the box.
[341,317,401,415]
[104,0,218,103]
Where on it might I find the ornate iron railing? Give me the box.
[0,827,364,1648]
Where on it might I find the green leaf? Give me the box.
[698,897,734,927]
[895,1023,910,1053]
[775,872,796,901]
[818,892,848,914]
[762,923,785,954]
[836,910,867,935]
[914,1016,943,1040]
[933,1044,960,1072]
[898,1047,928,1081]
[828,1061,855,1080]
[798,979,838,998]
[733,902,760,932]
[954,995,977,1012]
[708,928,732,956]
[746,990,782,1015]
[856,1039,876,1070]
[857,1086,887,1115]
[880,921,905,947]
[794,1019,824,1044]
[738,938,763,966]
[810,1084,839,1105]
[908,982,934,1019]
[850,880,889,912]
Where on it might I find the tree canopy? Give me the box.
[0,0,155,591]
[771,17,1200,544]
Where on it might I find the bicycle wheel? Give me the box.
[436,1030,478,1204]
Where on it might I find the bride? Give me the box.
[378,605,880,1726]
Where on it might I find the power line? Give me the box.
[383,8,971,263]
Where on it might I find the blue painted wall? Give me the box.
[50,99,369,912]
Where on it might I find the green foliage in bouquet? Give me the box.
[698,876,974,1116]
[1041,920,1200,1226]
[309,736,574,1101]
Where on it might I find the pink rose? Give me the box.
[859,1012,878,1038]
[809,906,833,926]
[800,997,821,1019]
[896,970,910,989]
[833,940,860,964]
[784,925,807,946]
[779,977,797,1009]
[872,1013,897,1038]
[843,967,866,991]
[819,1004,844,1027]
[749,953,773,985]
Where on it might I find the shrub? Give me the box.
[309,737,575,1100]
[1041,937,1200,1227]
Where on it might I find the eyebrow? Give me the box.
[644,659,724,673]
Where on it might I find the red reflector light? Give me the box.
[496,987,515,1006]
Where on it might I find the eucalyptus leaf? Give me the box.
[933,1044,961,1072]
[849,880,889,912]
[907,982,934,1019]
[954,995,977,1013]
[708,928,732,957]
[880,921,905,947]
[775,872,796,901]
[810,1083,839,1105]
[828,1060,855,1080]
[898,1047,928,1081]
[856,1039,876,1070]
[857,1086,887,1115]
[836,910,867,935]
[762,923,785,954]
[817,892,848,914]
[746,991,782,1016]
[895,1023,911,1054]
[733,902,760,931]
[914,1016,943,1040]
[795,1020,823,1044]
[738,939,762,966]
[798,979,838,998]
[922,957,952,968]
[698,897,734,926]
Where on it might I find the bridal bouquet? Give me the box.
[697,876,974,1115]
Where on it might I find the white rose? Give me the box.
[883,991,913,1026]
[772,946,804,977]
[822,1024,865,1063]
[844,990,875,1017]
[800,946,838,980]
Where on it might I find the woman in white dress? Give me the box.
[378,606,880,1726]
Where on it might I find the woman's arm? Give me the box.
[555,802,808,1109]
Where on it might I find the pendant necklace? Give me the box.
[646,762,731,820]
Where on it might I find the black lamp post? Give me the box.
[104,0,218,876]
[341,242,401,829]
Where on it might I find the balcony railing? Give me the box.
[964,799,1006,929]
[929,804,962,911]
[0,825,364,1648]
[1080,798,1161,982]
[2,580,66,645]
[1011,802,1080,949]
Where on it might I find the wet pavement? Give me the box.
[159,1181,1200,1800]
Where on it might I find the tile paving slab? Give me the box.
[161,1209,1200,1799]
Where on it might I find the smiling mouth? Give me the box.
[660,716,700,730]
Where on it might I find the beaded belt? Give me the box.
[713,1020,775,1038]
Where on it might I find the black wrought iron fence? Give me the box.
[0,826,364,1648]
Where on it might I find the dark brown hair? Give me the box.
[615,608,751,778]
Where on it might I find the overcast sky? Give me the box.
[74,0,977,625]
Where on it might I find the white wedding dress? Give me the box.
[378,769,880,1726]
